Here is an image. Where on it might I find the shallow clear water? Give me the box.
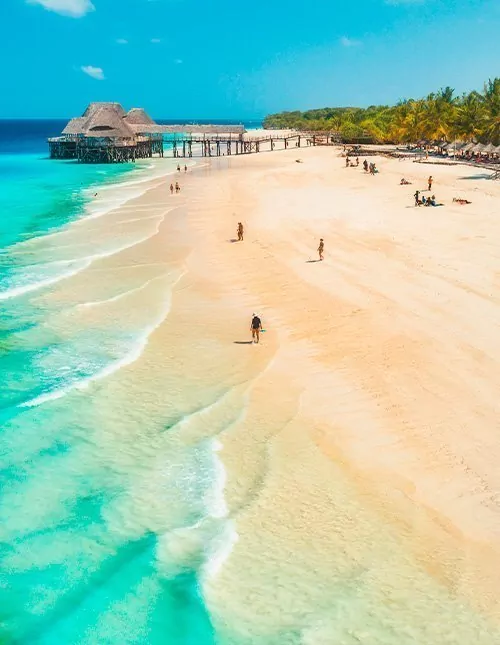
[0,121,225,644]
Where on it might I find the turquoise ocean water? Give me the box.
[0,121,255,644]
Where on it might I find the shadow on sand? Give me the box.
[306,259,322,263]
[458,173,495,180]
[233,341,254,345]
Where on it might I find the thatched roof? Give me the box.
[85,105,135,139]
[59,102,246,139]
[83,102,127,119]
[62,117,88,135]
[482,142,497,154]
[125,108,155,125]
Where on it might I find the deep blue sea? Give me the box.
[0,119,258,645]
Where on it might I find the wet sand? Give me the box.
[31,148,500,642]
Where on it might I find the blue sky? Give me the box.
[1,0,499,119]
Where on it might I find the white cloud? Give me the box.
[27,0,95,18]
[81,65,105,80]
[116,38,128,44]
[151,38,161,43]
[340,36,361,47]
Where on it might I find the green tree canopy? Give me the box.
[263,78,500,144]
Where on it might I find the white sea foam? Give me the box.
[202,519,239,581]
[200,439,239,581]
[0,212,171,302]
[0,259,92,301]
[20,271,185,409]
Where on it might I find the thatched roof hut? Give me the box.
[59,103,246,141]
[60,103,137,140]
[84,104,135,139]
[125,108,155,125]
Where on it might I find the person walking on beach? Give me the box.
[170,183,174,195]
[363,159,368,172]
[184,165,187,173]
[177,164,181,172]
[318,238,324,261]
[345,156,350,168]
[428,175,433,191]
[250,313,262,344]
[237,222,244,241]
[175,182,180,193]
[414,189,420,206]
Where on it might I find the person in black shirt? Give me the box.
[251,313,262,343]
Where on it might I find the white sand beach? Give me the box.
[33,145,500,643]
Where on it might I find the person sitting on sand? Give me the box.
[237,222,244,241]
[400,178,412,185]
[453,197,472,205]
[421,195,427,205]
[177,164,181,172]
[318,238,324,261]
[250,313,262,344]
[429,195,444,206]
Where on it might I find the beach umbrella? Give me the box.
[482,143,497,154]
[462,142,476,152]
[472,143,486,154]
[495,145,500,154]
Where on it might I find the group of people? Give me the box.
[362,159,378,174]
[170,164,188,194]
[345,156,360,168]
[412,176,441,206]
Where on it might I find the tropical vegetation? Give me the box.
[263,78,500,144]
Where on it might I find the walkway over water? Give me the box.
[167,132,342,157]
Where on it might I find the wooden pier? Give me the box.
[167,132,342,158]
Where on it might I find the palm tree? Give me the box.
[421,90,455,141]
[454,91,485,141]
[481,78,500,144]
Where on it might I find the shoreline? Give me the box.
[3,144,500,642]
